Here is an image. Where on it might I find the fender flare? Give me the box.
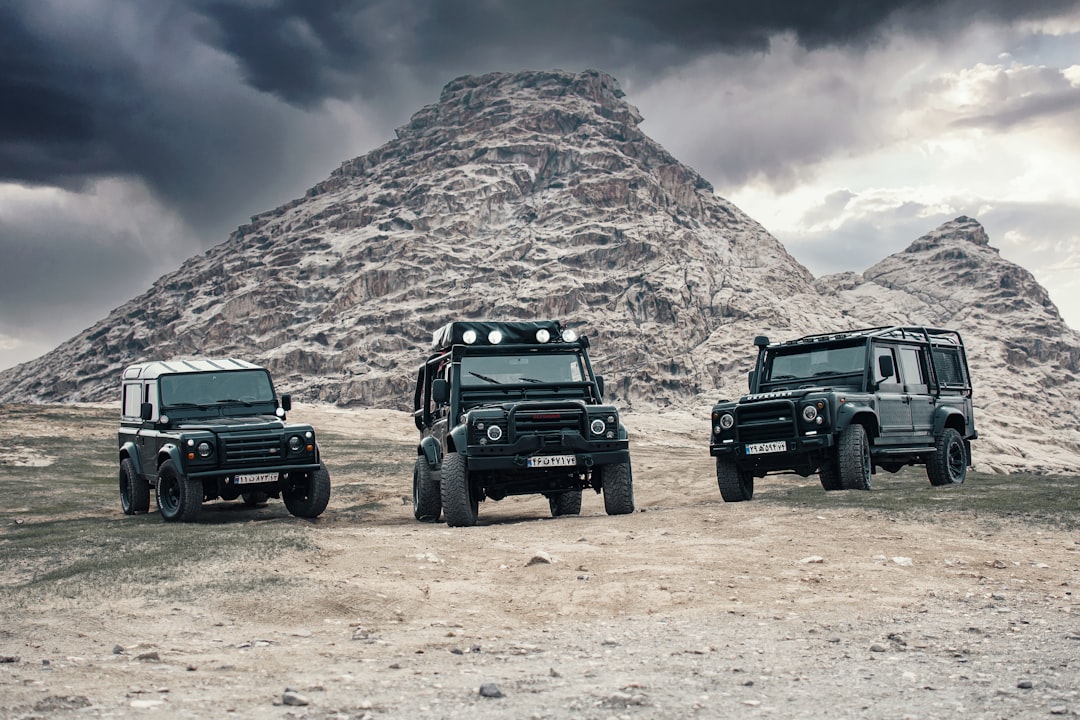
[835,404,879,438]
[419,436,442,468]
[157,444,184,475]
[447,426,468,455]
[932,407,966,435]
[119,441,144,479]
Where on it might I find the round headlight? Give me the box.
[562,328,578,342]
[719,413,734,429]
[536,329,551,343]
[197,441,212,458]
[462,329,477,344]
[486,425,503,441]
[488,330,503,344]
[802,405,818,422]
[288,435,303,452]
[590,418,606,435]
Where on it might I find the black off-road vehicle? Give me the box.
[411,320,634,527]
[117,358,330,522]
[709,326,976,500]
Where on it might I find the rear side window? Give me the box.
[932,347,967,387]
[122,383,142,418]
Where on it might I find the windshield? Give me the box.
[159,370,275,407]
[460,353,587,386]
[764,343,866,383]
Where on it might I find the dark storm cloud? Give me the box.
[193,0,1080,106]
[4,0,1077,203]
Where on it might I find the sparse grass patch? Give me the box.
[760,466,1080,530]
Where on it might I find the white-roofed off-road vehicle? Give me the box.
[117,359,330,522]
[709,327,977,501]
[411,321,634,527]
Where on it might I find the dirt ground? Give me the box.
[2,405,1078,719]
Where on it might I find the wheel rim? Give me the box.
[159,475,180,514]
[948,439,965,480]
[120,472,132,512]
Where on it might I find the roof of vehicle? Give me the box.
[121,358,264,380]
[772,326,965,349]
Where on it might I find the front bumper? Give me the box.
[710,434,834,472]
[467,433,629,473]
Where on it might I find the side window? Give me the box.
[898,347,928,393]
[873,346,900,388]
[144,381,158,420]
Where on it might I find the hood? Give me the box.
[173,415,284,433]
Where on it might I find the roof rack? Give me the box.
[774,326,964,348]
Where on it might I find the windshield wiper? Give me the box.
[468,371,500,384]
[518,377,545,384]
[216,398,253,406]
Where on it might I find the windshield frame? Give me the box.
[760,340,869,390]
[158,369,277,410]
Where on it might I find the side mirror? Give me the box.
[432,379,449,405]
[753,335,770,348]
[280,394,292,411]
[140,402,153,421]
[877,356,894,381]
[747,370,757,391]
[595,374,605,400]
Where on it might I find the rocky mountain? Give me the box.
[0,69,1077,472]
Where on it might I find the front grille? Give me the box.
[511,408,584,437]
[221,432,282,466]
[736,401,797,444]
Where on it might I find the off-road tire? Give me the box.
[837,424,871,491]
[601,462,635,515]
[548,490,583,517]
[156,460,202,522]
[120,458,150,515]
[242,491,269,507]
[818,462,843,491]
[413,455,441,522]
[440,452,478,527]
[927,428,967,486]
[716,459,754,501]
[284,462,331,518]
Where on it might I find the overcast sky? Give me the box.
[3,0,1079,370]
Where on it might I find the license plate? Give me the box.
[234,472,278,485]
[527,454,576,468]
[745,441,787,455]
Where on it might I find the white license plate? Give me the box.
[234,472,278,485]
[527,454,576,468]
[745,441,787,455]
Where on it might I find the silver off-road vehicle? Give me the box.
[411,320,634,527]
[709,326,976,500]
[117,359,330,522]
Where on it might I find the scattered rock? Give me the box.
[479,682,504,698]
[870,644,888,653]
[891,557,913,566]
[135,651,160,662]
[0,655,20,663]
[526,551,553,566]
[282,690,309,706]
[1017,680,1034,689]
[112,645,125,655]
[800,556,825,564]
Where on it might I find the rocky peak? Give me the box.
[906,215,990,253]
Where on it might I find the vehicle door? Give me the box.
[898,345,934,440]
[136,381,161,474]
[873,344,913,439]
